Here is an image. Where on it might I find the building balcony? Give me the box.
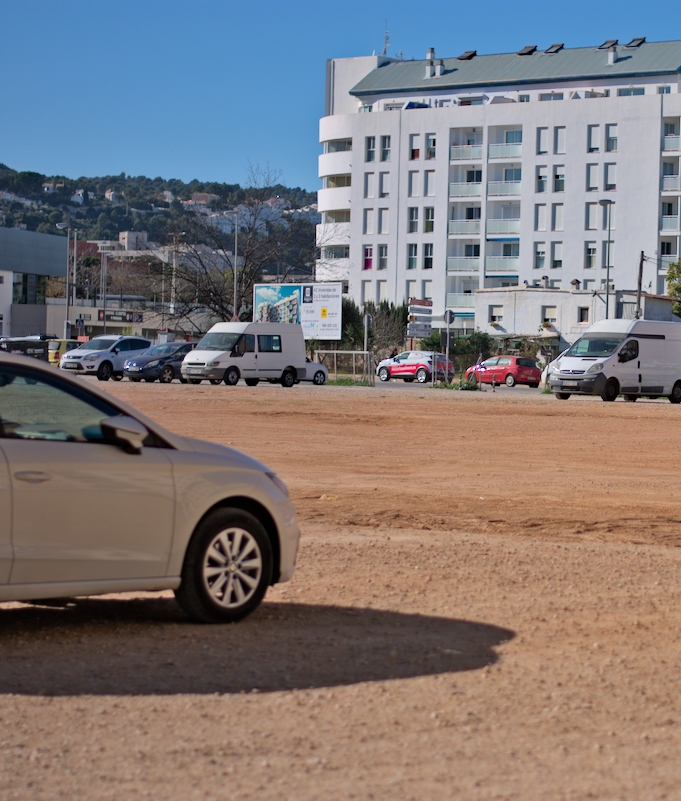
[486,219,521,234]
[488,143,522,158]
[659,255,679,271]
[446,293,476,308]
[662,175,681,191]
[487,181,521,196]
[447,257,480,272]
[316,222,350,247]
[661,215,680,231]
[317,186,351,213]
[485,256,520,273]
[449,182,482,197]
[663,135,681,152]
[449,145,482,160]
[448,220,481,235]
[315,257,350,282]
[318,151,352,178]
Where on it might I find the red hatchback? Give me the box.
[465,356,541,388]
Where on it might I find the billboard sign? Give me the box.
[253,283,342,340]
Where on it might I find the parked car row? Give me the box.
[376,351,454,383]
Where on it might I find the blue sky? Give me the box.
[2,0,678,192]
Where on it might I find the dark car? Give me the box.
[123,341,195,383]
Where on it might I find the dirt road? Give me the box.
[2,383,681,800]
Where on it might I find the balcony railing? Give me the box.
[663,135,680,151]
[659,255,679,270]
[486,219,521,234]
[661,215,680,231]
[449,182,482,197]
[487,181,521,196]
[488,143,522,158]
[447,257,480,272]
[662,175,681,191]
[448,219,481,235]
[446,293,476,308]
[450,145,482,160]
[485,256,520,273]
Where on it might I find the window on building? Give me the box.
[504,167,522,182]
[409,134,420,160]
[587,125,600,152]
[542,306,558,323]
[378,208,389,235]
[578,307,590,323]
[583,279,595,290]
[503,243,519,258]
[539,93,563,101]
[422,280,433,300]
[408,207,419,233]
[552,203,564,231]
[361,280,372,304]
[660,86,671,94]
[424,170,435,196]
[661,241,674,256]
[602,202,616,230]
[605,163,617,190]
[12,273,47,305]
[423,243,433,269]
[465,206,481,220]
[465,243,480,257]
[534,243,546,270]
[326,139,352,153]
[378,244,388,270]
[325,174,351,188]
[536,166,547,192]
[406,279,417,300]
[365,136,376,162]
[664,122,678,136]
[407,243,418,270]
[585,242,597,269]
[553,166,565,192]
[489,305,504,323]
[605,124,618,152]
[322,245,350,259]
[425,134,436,159]
[363,245,373,270]
[363,208,374,235]
[424,207,434,232]
[505,129,522,144]
[380,135,391,161]
[459,97,484,106]
[537,127,549,154]
[466,169,482,184]
[519,94,530,102]
[586,163,598,192]
[360,105,372,113]
[408,171,419,197]
[602,241,614,268]
[554,126,566,154]
[323,210,351,224]
[551,242,563,269]
[535,204,547,232]
[376,280,388,302]
[618,87,644,96]
[379,172,390,198]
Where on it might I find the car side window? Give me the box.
[0,365,120,443]
[257,335,281,353]
[619,339,639,363]
[234,335,255,355]
[517,358,536,368]
[482,358,498,367]
[497,357,512,366]
[115,340,131,352]
[134,339,150,350]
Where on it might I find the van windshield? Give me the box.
[567,334,626,358]
[196,332,241,351]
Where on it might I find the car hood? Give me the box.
[126,353,174,366]
[184,349,229,363]
[67,348,108,357]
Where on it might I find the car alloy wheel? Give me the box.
[224,367,239,386]
[378,367,390,382]
[416,368,429,383]
[505,374,516,387]
[97,361,113,381]
[313,370,326,385]
[281,369,295,388]
[160,366,174,383]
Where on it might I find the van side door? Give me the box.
[256,334,283,379]
[232,334,257,378]
[617,338,640,395]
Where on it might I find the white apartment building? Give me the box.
[315,38,681,331]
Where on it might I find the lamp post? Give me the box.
[599,199,614,319]
[226,211,239,320]
[55,223,70,337]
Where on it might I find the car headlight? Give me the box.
[83,354,99,361]
[552,361,561,372]
[124,360,132,368]
[266,471,288,496]
[207,360,221,367]
[145,359,161,368]
[587,363,603,374]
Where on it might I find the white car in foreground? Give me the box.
[0,353,299,622]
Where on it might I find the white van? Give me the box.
[549,319,681,402]
[181,322,307,387]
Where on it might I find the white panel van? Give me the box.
[181,322,307,387]
[549,319,681,402]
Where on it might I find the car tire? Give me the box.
[189,379,202,385]
[378,367,390,382]
[416,368,429,383]
[529,383,539,389]
[669,382,681,404]
[555,392,571,400]
[129,377,142,383]
[97,361,113,381]
[224,367,239,386]
[143,378,156,383]
[312,371,326,385]
[245,378,260,387]
[601,378,619,402]
[174,508,273,624]
[280,370,295,388]
[210,379,222,385]
[160,366,174,384]
[623,394,638,402]
[505,374,516,387]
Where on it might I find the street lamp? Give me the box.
[225,211,239,320]
[55,223,70,337]
[599,199,614,319]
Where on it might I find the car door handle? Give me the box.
[14,471,53,484]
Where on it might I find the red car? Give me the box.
[465,355,541,388]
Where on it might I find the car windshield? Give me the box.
[146,343,180,357]
[196,332,241,351]
[79,338,118,351]
[567,334,626,358]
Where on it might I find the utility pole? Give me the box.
[56,223,70,338]
[72,230,77,307]
[635,251,644,319]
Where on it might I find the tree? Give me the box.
[664,258,681,317]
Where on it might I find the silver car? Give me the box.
[0,353,299,622]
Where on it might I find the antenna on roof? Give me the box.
[382,21,389,55]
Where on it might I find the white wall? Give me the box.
[0,270,12,336]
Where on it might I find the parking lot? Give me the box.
[2,382,681,799]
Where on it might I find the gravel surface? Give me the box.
[2,382,681,800]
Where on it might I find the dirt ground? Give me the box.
[2,381,681,800]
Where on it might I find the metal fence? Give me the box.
[314,350,376,386]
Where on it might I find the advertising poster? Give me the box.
[253,283,342,340]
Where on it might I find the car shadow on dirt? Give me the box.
[0,596,514,695]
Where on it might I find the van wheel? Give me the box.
[555,392,571,400]
[280,370,296,388]
[601,378,619,402]
[245,378,260,387]
[224,367,239,386]
[669,382,681,404]
[623,394,638,402]
[97,362,113,381]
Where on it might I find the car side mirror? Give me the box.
[112,347,120,355]
[101,416,148,455]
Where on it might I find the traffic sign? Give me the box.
[444,310,456,325]
[408,298,433,308]
[407,325,432,337]
[408,314,433,323]
[408,306,432,316]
